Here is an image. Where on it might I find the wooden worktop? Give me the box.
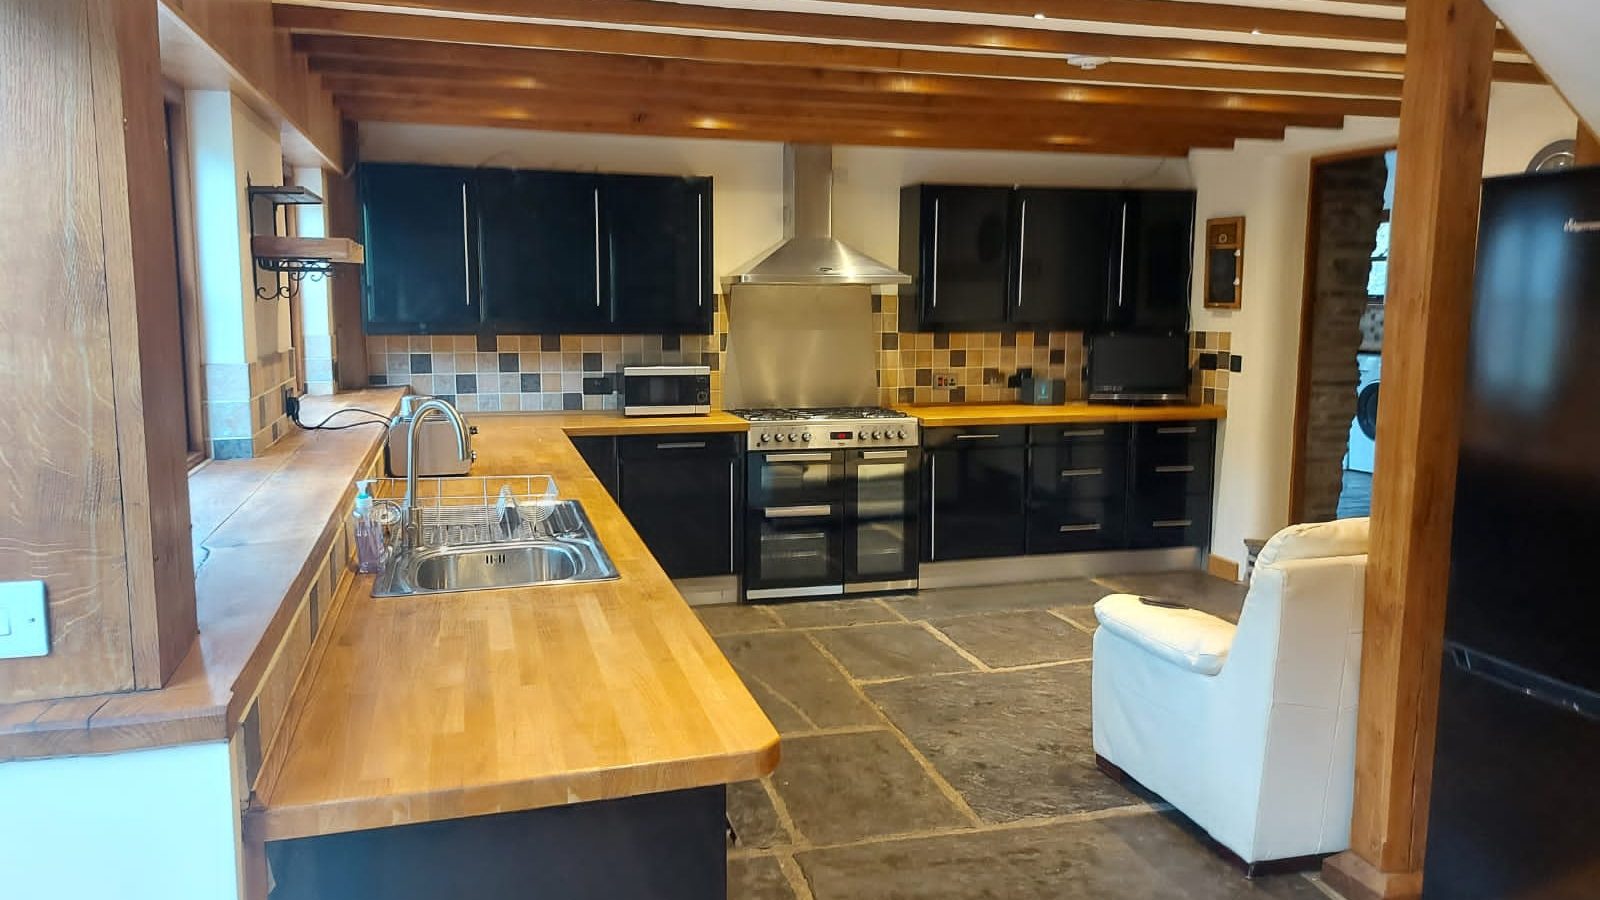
[247,417,779,842]
[475,409,749,436]
[895,401,1227,427]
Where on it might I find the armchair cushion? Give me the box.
[1094,594,1237,675]
[1253,517,1368,572]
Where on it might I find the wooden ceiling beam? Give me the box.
[300,39,1403,118]
[337,98,1210,156]
[332,90,1283,145]
[317,73,1346,132]
[277,14,1411,98]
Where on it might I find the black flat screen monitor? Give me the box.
[1087,333,1190,403]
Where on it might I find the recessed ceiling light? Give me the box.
[1065,54,1110,71]
[1251,28,1263,35]
[690,116,734,130]
[1034,12,1047,19]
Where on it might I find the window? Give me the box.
[162,88,207,467]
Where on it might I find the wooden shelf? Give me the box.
[249,185,324,206]
[250,235,364,265]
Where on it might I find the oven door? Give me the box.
[844,448,921,592]
[744,450,846,600]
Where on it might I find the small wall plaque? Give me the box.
[1204,216,1245,310]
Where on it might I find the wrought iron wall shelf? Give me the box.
[248,180,364,301]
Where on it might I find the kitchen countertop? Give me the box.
[477,409,749,435]
[895,401,1227,427]
[246,416,779,842]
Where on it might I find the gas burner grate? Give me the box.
[732,406,910,422]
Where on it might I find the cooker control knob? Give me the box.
[801,433,812,442]
[775,433,787,443]
[858,431,868,440]
[872,430,884,439]
[759,433,771,443]
[897,429,908,439]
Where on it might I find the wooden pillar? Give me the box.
[1321,1,1496,899]
[1578,124,1600,166]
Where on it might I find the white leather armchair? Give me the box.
[1091,518,1369,868]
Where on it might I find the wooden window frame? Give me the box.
[162,84,208,469]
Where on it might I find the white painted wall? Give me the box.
[1191,83,1579,564]
[0,741,241,900]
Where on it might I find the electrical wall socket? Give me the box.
[0,580,49,659]
[933,372,959,389]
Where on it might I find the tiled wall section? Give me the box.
[205,350,296,459]
[1190,330,1238,407]
[366,296,1228,411]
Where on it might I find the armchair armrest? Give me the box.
[1094,594,1237,675]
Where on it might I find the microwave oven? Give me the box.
[1086,333,1191,403]
[620,366,711,416]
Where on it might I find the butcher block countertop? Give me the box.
[895,401,1227,427]
[246,416,778,842]
[514,409,749,435]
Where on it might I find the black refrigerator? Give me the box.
[1422,168,1600,898]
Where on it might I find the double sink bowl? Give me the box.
[372,498,620,598]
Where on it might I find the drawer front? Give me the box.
[1028,422,1128,446]
[1127,492,1213,549]
[1027,498,1125,554]
[1131,420,1215,494]
[923,425,1026,449]
[1029,440,1127,502]
[618,432,740,460]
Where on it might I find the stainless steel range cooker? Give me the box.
[732,407,920,601]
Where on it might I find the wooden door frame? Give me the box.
[1285,142,1397,524]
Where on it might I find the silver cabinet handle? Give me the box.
[461,182,471,306]
[655,441,707,450]
[1059,428,1106,438]
[1155,465,1196,473]
[769,452,832,463]
[929,454,937,560]
[955,433,1001,440]
[1157,426,1198,435]
[1117,200,1129,309]
[765,505,833,519]
[1016,197,1027,307]
[593,187,602,308]
[1060,467,1104,477]
[861,450,909,460]
[1152,519,1193,528]
[728,459,735,572]
[697,191,705,308]
[931,196,940,308]
[1059,523,1102,534]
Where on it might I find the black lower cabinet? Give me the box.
[1126,421,1215,549]
[1027,423,1128,553]
[924,427,1027,561]
[265,786,726,900]
[570,436,620,500]
[617,433,739,578]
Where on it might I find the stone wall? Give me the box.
[1298,154,1388,522]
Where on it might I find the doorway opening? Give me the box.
[1289,147,1396,523]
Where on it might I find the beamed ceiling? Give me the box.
[273,0,1540,156]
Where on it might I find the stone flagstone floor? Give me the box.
[695,571,1348,900]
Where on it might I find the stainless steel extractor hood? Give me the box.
[726,144,910,288]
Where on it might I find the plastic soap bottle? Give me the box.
[353,480,386,574]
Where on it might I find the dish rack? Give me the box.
[375,476,568,549]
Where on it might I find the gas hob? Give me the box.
[731,407,919,450]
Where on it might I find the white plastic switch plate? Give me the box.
[0,580,48,659]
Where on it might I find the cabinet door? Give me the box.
[1109,190,1196,332]
[361,164,480,333]
[618,435,737,578]
[569,436,618,501]
[478,169,606,332]
[924,427,1026,561]
[920,186,1013,328]
[1011,189,1116,329]
[602,175,712,333]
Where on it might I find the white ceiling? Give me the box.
[1487,0,1599,130]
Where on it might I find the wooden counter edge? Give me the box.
[894,403,1227,427]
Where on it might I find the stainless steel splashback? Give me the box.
[722,284,879,409]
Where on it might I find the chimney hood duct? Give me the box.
[726,144,910,288]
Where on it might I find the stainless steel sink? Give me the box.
[372,499,619,597]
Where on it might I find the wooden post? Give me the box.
[1578,124,1600,166]
[1321,1,1496,899]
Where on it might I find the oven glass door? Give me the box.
[745,450,846,598]
[845,448,920,587]
[749,450,842,508]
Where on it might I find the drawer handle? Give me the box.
[1060,467,1104,478]
[1152,519,1193,528]
[766,505,834,519]
[769,452,832,463]
[860,450,910,460]
[955,433,1001,440]
[656,441,707,450]
[1157,426,1198,435]
[1058,523,1102,534]
[1155,465,1196,474]
[1059,429,1106,438]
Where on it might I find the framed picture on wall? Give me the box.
[1204,216,1245,310]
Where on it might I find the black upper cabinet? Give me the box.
[478,169,606,332]
[361,164,481,334]
[1012,189,1118,330]
[1107,190,1197,332]
[900,185,1013,329]
[602,175,713,333]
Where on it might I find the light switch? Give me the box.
[0,580,48,659]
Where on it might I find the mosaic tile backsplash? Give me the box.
[367,295,1231,411]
